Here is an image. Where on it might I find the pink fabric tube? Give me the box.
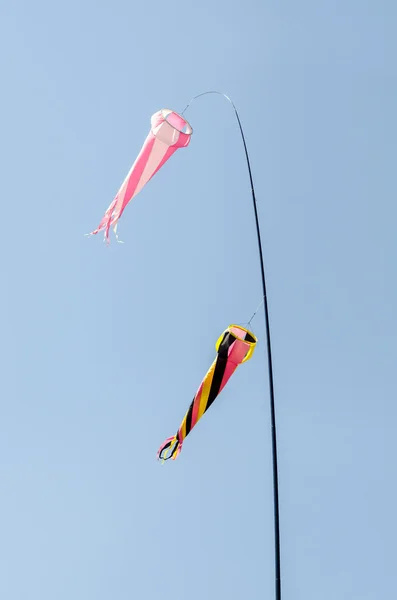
[90,109,192,243]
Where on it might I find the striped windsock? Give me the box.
[157,325,257,462]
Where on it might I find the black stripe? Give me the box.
[203,331,241,411]
[244,331,256,343]
[204,355,228,411]
[204,332,236,412]
[184,398,194,436]
[217,331,234,358]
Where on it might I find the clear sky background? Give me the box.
[1,1,396,599]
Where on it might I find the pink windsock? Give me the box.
[90,109,192,243]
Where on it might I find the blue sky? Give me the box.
[1,1,396,599]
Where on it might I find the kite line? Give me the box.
[182,91,281,600]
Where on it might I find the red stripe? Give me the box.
[190,385,204,431]
[218,340,249,393]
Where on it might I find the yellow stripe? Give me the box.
[197,359,216,421]
[215,328,228,352]
[180,413,187,441]
[162,436,177,461]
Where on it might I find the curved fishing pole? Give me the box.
[182,91,281,600]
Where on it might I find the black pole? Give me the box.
[182,92,281,600]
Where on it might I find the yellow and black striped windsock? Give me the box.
[157,324,257,462]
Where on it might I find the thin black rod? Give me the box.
[182,91,281,600]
